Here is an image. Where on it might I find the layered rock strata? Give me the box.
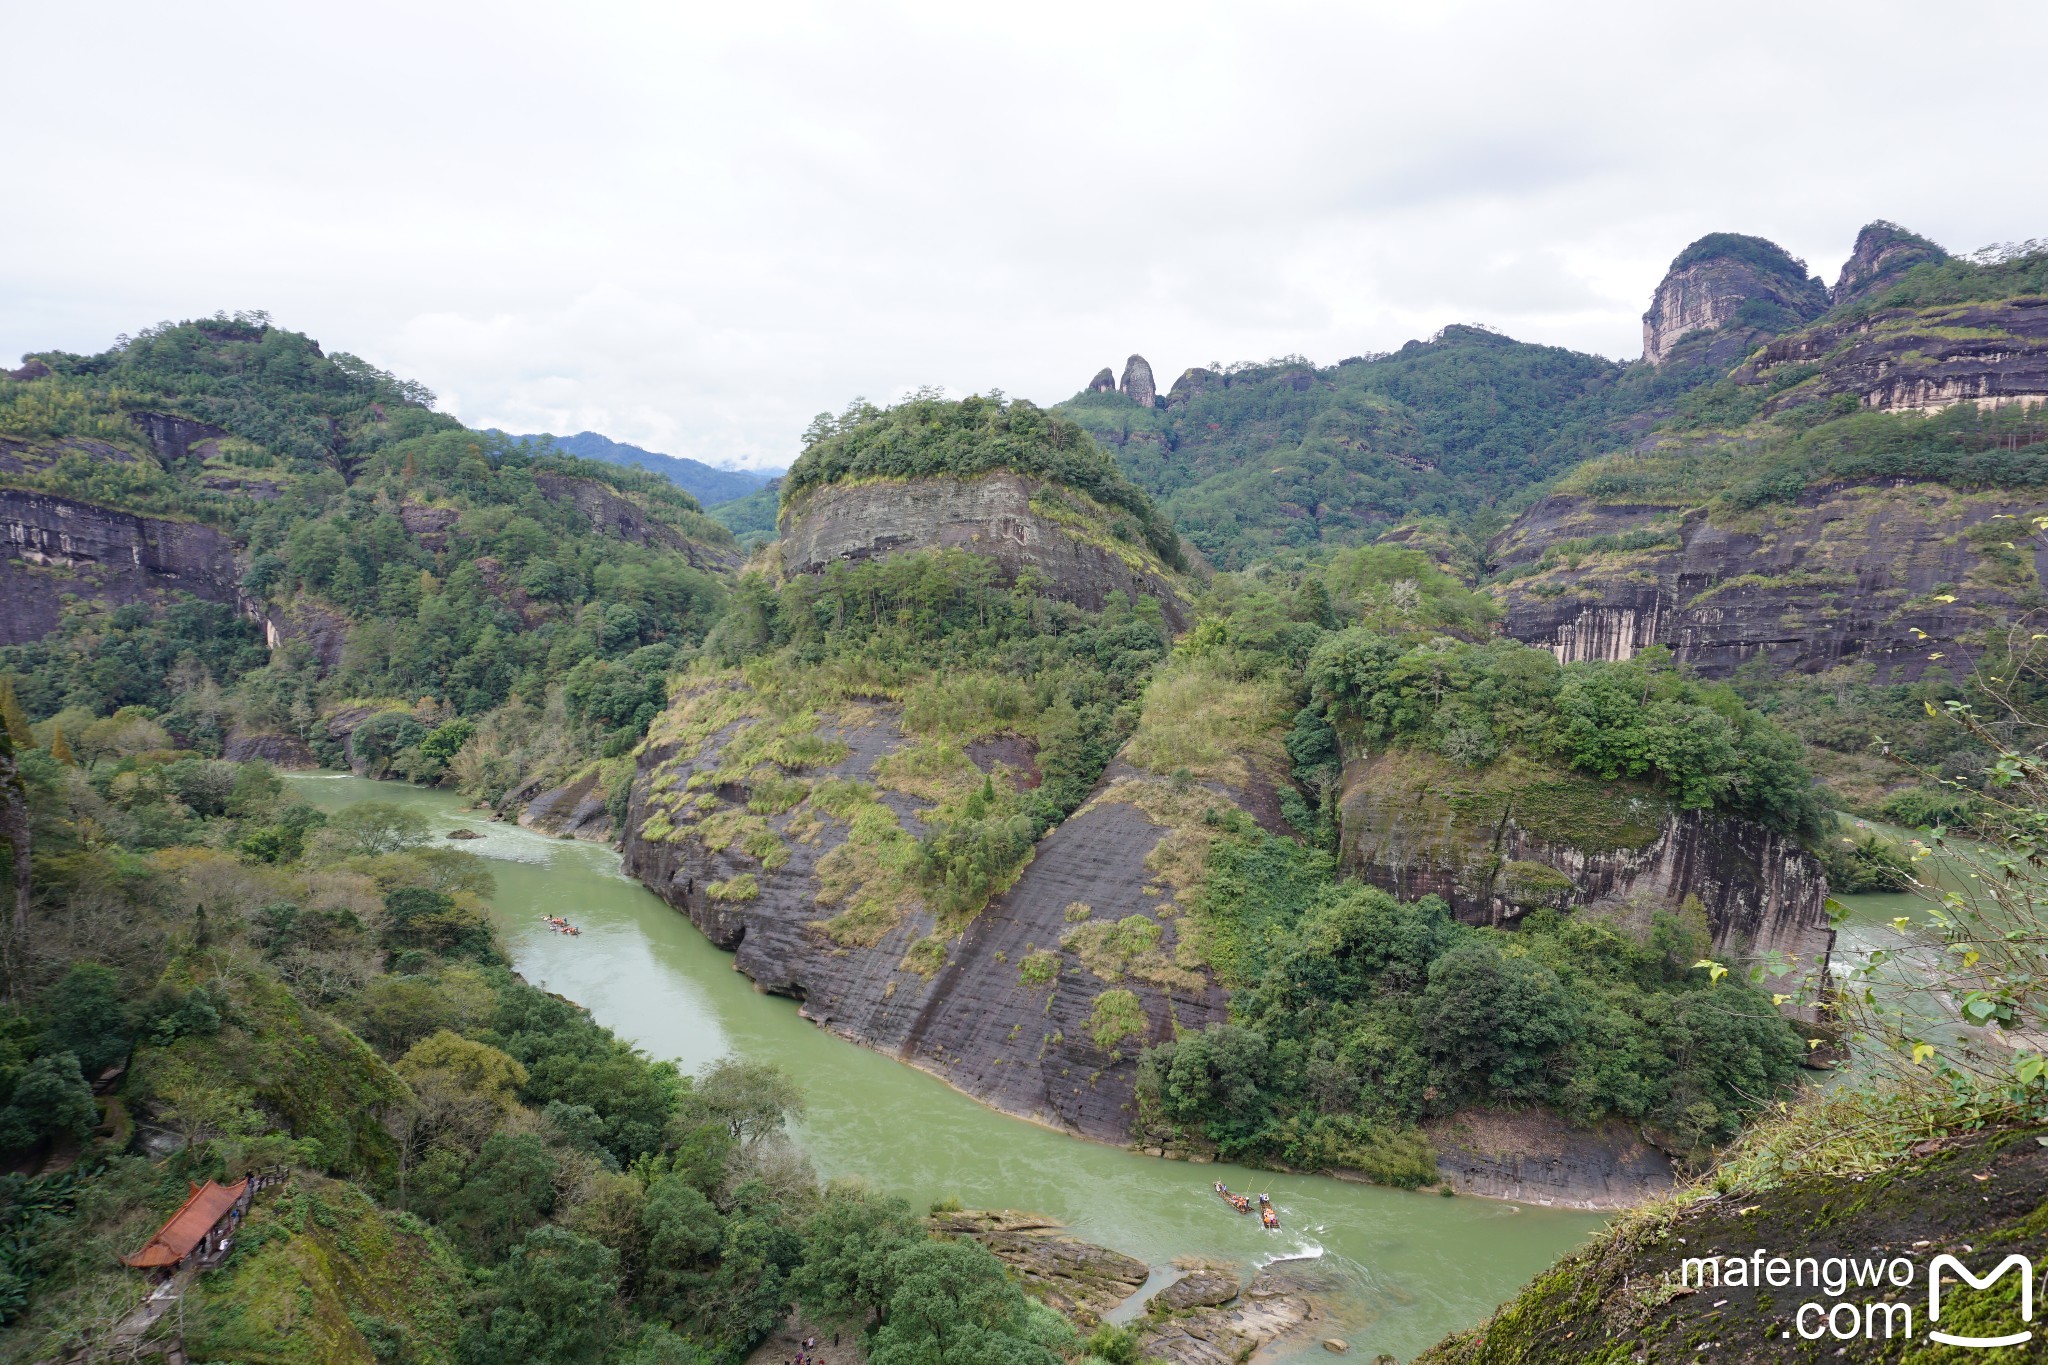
[1493,483,2048,682]
[931,1211,1149,1324]
[1,489,245,645]
[1337,750,1833,1002]
[1742,294,2048,414]
[777,472,1190,629]
[1421,1108,1675,1209]
[621,680,1278,1143]
[1641,234,1829,365]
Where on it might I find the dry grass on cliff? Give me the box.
[1123,654,1290,788]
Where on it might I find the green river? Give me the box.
[290,774,1608,1360]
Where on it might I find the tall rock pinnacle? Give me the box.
[1641,233,1828,364]
[1120,355,1156,408]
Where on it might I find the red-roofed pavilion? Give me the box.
[123,1179,249,1269]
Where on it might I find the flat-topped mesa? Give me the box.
[776,394,1191,629]
[1831,219,1948,306]
[1641,232,1829,365]
[1119,354,1157,408]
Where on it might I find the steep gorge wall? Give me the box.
[0,488,246,645]
[1492,483,2048,681]
[777,472,1191,630]
[619,681,1270,1142]
[1338,750,1833,1003]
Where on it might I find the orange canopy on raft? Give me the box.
[122,1179,248,1267]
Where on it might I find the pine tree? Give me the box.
[0,677,30,747]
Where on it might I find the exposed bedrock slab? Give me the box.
[933,1210,1149,1325]
[515,768,615,842]
[776,472,1190,630]
[620,689,1244,1143]
[1,489,246,645]
[1492,483,2048,682]
[1422,1108,1675,1209]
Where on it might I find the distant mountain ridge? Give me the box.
[499,429,779,506]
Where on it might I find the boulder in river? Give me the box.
[1136,1265,1322,1365]
[932,1210,1149,1324]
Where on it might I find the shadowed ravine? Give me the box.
[290,773,1604,1360]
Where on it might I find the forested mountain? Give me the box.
[498,429,778,507]
[1056,326,1714,569]
[1489,229,2048,825]
[5,220,2048,1363]
[1,314,737,823]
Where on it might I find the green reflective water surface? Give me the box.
[289,774,1606,1360]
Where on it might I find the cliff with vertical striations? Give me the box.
[1641,233,1829,365]
[1337,749,1833,1007]
[0,489,247,646]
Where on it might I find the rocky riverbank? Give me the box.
[936,1210,1329,1363]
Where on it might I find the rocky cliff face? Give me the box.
[1120,355,1157,408]
[1422,1109,1676,1209]
[1641,234,1829,365]
[129,411,229,467]
[777,472,1191,629]
[0,489,246,645]
[1741,294,2048,414]
[620,684,1269,1142]
[1492,482,2048,682]
[1337,750,1833,1003]
[1831,219,1948,306]
[1086,367,1117,394]
[1418,1125,2048,1364]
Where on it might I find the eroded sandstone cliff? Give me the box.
[1493,482,2048,681]
[1830,219,1948,307]
[1,489,245,645]
[1742,294,2048,415]
[1641,233,1829,365]
[619,674,1281,1142]
[1337,749,1833,1004]
[777,472,1191,629]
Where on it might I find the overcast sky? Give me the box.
[5,1,2045,471]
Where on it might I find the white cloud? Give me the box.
[4,0,2043,469]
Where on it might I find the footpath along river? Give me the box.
[290,774,1605,1360]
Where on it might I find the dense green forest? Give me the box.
[1,315,736,808]
[0,719,1139,1363]
[1055,326,1721,568]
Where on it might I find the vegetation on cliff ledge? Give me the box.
[784,392,1185,569]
